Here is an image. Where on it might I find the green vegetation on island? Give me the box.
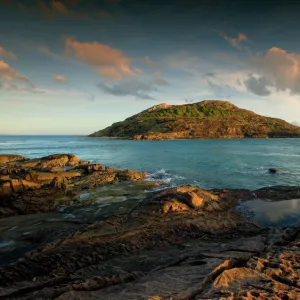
[89,100,300,140]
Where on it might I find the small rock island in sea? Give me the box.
[0,153,300,299]
[89,100,300,140]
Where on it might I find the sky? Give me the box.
[1,0,300,134]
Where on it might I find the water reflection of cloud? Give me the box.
[243,198,300,227]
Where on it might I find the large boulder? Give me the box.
[148,186,229,213]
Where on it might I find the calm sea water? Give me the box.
[1,135,300,190]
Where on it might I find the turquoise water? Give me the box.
[1,135,300,190]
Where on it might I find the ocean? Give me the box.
[1,135,300,190]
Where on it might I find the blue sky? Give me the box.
[1,0,300,134]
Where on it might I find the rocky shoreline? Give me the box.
[0,154,300,299]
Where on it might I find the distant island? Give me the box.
[89,100,300,140]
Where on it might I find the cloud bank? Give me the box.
[244,47,300,96]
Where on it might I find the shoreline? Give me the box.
[88,135,300,140]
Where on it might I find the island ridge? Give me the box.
[89,100,300,140]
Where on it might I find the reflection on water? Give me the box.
[240,198,300,227]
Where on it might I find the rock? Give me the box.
[10,179,41,193]
[162,199,190,213]
[21,154,81,169]
[105,167,118,173]
[25,171,81,183]
[269,168,279,173]
[149,186,230,213]
[49,167,64,173]
[0,153,154,218]
[0,170,299,300]
[0,181,12,198]
[6,189,69,214]
[177,186,220,209]
[77,164,105,174]
[0,154,27,165]
[117,169,147,181]
[133,135,143,140]
[147,103,171,112]
[25,171,57,182]
[50,176,69,190]
[213,267,260,288]
[38,154,80,168]
[0,179,41,199]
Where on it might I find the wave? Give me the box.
[0,142,24,146]
[146,168,185,184]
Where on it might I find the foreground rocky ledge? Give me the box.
[0,154,154,218]
[0,154,300,299]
